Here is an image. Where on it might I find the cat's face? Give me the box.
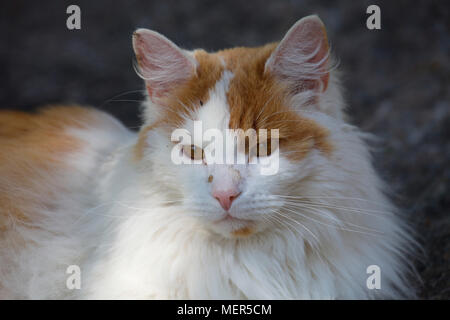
[133,16,333,238]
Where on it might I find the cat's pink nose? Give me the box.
[213,189,241,211]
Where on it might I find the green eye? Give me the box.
[182,144,204,160]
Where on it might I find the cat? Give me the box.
[0,15,417,299]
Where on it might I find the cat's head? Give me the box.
[132,15,341,239]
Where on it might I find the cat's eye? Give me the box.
[199,100,203,106]
[182,144,204,161]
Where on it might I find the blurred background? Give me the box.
[0,0,448,298]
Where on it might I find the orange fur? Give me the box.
[0,106,104,232]
[231,226,253,237]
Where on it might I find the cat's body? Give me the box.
[0,16,416,299]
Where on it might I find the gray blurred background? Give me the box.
[0,0,449,299]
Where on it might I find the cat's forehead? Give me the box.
[149,45,332,161]
[162,44,288,129]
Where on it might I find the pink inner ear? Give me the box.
[133,30,195,99]
[267,16,330,92]
[305,22,329,91]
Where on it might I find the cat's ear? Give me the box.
[132,29,197,100]
[265,15,330,92]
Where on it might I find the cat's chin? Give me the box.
[206,214,260,239]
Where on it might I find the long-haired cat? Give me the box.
[0,15,416,299]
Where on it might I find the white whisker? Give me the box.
[282,205,383,237]
[283,203,383,234]
[269,208,319,244]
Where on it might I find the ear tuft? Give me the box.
[132,29,196,100]
[265,15,330,92]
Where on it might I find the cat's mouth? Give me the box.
[212,214,255,237]
[215,213,251,224]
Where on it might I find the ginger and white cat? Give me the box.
[0,16,416,299]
